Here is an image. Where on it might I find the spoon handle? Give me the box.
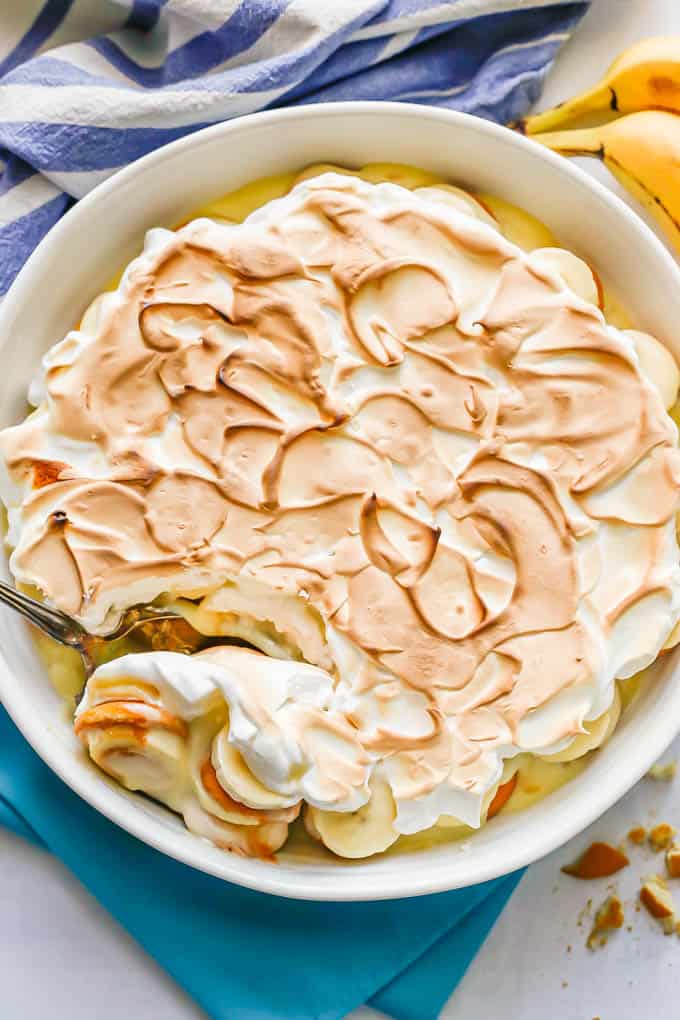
[0,579,88,651]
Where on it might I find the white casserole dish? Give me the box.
[1,102,679,900]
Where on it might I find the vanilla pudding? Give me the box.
[2,163,680,861]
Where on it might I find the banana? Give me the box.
[75,701,188,810]
[414,185,498,227]
[193,171,297,223]
[356,162,442,189]
[474,193,556,251]
[211,726,298,811]
[191,716,300,826]
[190,713,254,825]
[531,111,680,255]
[625,329,680,409]
[182,796,290,858]
[294,162,441,190]
[540,686,622,764]
[303,803,323,842]
[531,247,603,308]
[486,771,518,819]
[521,37,680,134]
[308,775,398,859]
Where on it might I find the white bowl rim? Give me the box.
[1,101,680,901]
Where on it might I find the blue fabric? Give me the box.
[0,1,588,1016]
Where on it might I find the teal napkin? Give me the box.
[0,706,522,1020]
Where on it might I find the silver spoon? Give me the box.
[0,579,242,680]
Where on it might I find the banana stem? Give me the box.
[522,83,613,135]
[529,126,605,157]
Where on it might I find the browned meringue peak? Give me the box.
[2,172,680,807]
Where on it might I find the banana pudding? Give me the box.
[2,164,680,861]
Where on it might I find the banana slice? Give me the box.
[359,163,441,189]
[308,776,398,859]
[303,804,323,842]
[532,247,603,308]
[75,701,188,810]
[199,758,299,824]
[193,171,297,223]
[189,715,256,826]
[183,796,289,858]
[88,728,187,807]
[475,194,556,251]
[83,675,163,706]
[626,329,680,410]
[75,700,187,738]
[486,771,519,819]
[295,162,362,184]
[211,727,298,811]
[191,716,299,825]
[540,686,622,763]
[296,162,440,191]
[414,185,498,228]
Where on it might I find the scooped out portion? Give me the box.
[75,646,372,858]
[74,642,635,860]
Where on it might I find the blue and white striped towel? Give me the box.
[0,0,589,301]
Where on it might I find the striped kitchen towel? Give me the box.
[0,0,590,301]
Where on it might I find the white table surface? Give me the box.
[2,1,680,1017]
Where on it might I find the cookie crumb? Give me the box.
[640,875,676,933]
[587,894,624,950]
[577,899,593,928]
[628,825,647,845]
[647,760,677,782]
[649,823,677,852]
[562,842,629,879]
[666,846,680,879]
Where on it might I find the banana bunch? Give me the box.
[518,37,680,253]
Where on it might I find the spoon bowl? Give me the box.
[0,581,248,684]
